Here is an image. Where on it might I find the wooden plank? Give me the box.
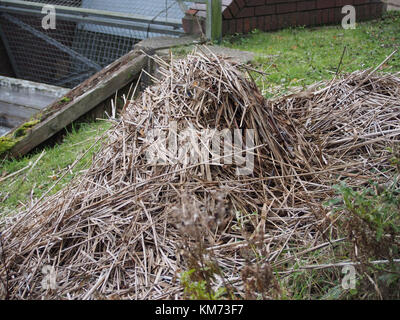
[8,53,148,157]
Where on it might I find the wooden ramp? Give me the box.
[0,76,69,136]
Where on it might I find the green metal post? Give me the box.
[206,0,222,43]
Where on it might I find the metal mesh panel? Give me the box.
[26,0,190,39]
[26,0,187,20]
[0,0,188,88]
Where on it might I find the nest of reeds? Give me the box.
[0,47,399,299]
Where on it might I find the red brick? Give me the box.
[229,19,237,34]
[297,11,304,26]
[370,3,384,18]
[354,0,366,5]
[303,10,314,26]
[251,16,258,30]
[355,5,363,20]
[333,6,343,22]
[297,1,316,11]
[182,16,205,35]
[211,0,384,37]
[321,9,330,24]
[289,12,298,26]
[244,17,252,33]
[314,9,324,25]
[222,20,230,34]
[361,5,372,20]
[277,2,297,14]
[255,4,276,15]
[317,0,336,9]
[182,17,192,34]
[266,14,279,30]
[236,18,244,33]
[336,0,354,6]
[230,1,240,16]
[235,0,246,9]
[257,15,265,30]
[276,14,284,29]
[247,0,265,5]
[223,7,233,19]
[237,7,255,18]
[328,7,336,23]
[266,0,288,3]
[297,11,309,26]
[277,13,293,29]
[307,10,315,25]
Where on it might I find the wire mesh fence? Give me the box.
[0,0,189,88]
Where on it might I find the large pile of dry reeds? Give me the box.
[0,48,399,299]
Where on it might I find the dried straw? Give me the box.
[0,47,399,299]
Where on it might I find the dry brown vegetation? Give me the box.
[0,47,399,299]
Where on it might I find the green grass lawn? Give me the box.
[222,11,400,97]
[0,121,111,215]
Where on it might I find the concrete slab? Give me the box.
[135,35,203,52]
[159,45,255,65]
[201,45,255,64]
[0,125,9,137]
[387,0,400,10]
[0,76,69,136]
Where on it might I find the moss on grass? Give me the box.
[0,136,17,154]
[0,120,41,155]
[13,120,40,138]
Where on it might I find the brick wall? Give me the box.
[183,0,386,35]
